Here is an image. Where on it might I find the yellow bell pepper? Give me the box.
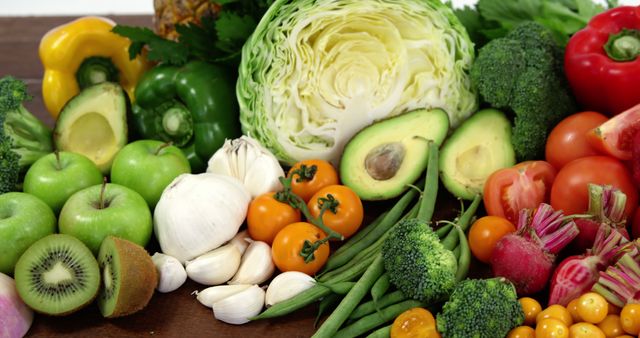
[39,16,149,118]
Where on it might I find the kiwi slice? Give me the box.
[97,236,158,318]
[14,234,100,316]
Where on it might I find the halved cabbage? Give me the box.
[237,0,477,165]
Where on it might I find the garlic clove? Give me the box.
[212,284,265,325]
[265,271,315,307]
[151,252,187,293]
[228,241,275,285]
[185,243,241,285]
[194,284,252,308]
[230,230,252,255]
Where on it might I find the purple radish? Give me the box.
[0,272,33,338]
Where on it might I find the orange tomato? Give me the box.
[288,159,339,202]
[390,307,440,338]
[308,185,363,239]
[271,222,330,275]
[469,216,516,263]
[508,326,535,338]
[577,292,609,324]
[247,192,301,244]
[536,318,569,338]
[567,298,582,323]
[569,322,606,338]
[537,304,574,327]
[620,303,640,335]
[598,314,624,338]
[519,297,543,326]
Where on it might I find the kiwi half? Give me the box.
[97,236,158,318]
[14,234,100,315]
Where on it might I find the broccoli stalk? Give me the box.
[0,76,53,193]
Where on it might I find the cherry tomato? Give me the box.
[271,222,330,275]
[519,297,542,326]
[545,111,608,170]
[308,185,363,239]
[247,192,301,244]
[567,298,583,323]
[614,335,635,338]
[537,304,574,327]
[288,159,339,202]
[569,322,606,338]
[536,318,569,338]
[390,307,440,338]
[550,156,638,218]
[468,216,516,264]
[608,302,622,316]
[577,292,609,324]
[484,161,557,224]
[507,326,535,338]
[598,314,624,338]
[620,303,640,335]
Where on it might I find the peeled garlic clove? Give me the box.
[151,252,187,293]
[265,271,315,307]
[230,230,252,255]
[228,241,274,285]
[185,243,241,285]
[194,284,252,308]
[212,284,264,325]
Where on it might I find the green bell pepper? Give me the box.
[131,61,240,172]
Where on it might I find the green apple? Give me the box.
[110,140,190,208]
[58,183,152,255]
[23,152,103,214]
[0,192,56,274]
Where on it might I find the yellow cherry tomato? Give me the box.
[508,325,535,338]
[613,335,635,338]
[577,292,609,324]
[608,302,622,315]
[620,303,640,335]
[537,304,574,327]
[390,307,440,338]
[598,314,624,338]
[520,297,543,326]
[536,318,569,338]
[567,298,582,323]
[569,322,606,338]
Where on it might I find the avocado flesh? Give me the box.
[340,108,449,201]
[439,108,515,200]
[54,82,128,174]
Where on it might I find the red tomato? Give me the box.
[545,111,608,170]
[586,103,640,161]
[483,161,557,224]
[550,156,638,218]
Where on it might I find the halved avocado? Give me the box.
[439,108,516,200]
[53,82,128,174]
[340,108,449,201]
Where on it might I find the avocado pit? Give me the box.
[364,143,405,180]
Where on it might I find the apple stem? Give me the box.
[99,177,107,210]
[54,150,62,170]
[154,142,173,156]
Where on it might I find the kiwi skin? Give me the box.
[98,236,158,318]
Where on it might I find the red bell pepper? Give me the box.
[565,6,640,116]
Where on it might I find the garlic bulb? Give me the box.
[212,285,265,325]
[207,136,284,198]
[194,284,252,308]
[154,173,251,263]
[265,271,315,307]
[230,230,252,255]
[185,243,241,285]
[151,252,187,293]
[228,241,275,285]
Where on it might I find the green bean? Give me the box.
[324,210,388,265]
[333,300,426,338]
[452,243,461,258]
[365,325,391,338]
[315,293,341,328]
[435,223,453,239]
[251,284,331,320]
[441,224,460,251]
[370,273,390,305]
[459,194,482,232]
[320,281,356,295]
[350,290,406,320]
[454,224,471,282]
[417,142,439,223]
[312,254,385,338]
[318,239,381,283]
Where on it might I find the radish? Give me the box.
[548,224,630,306]
[490,203,579,295]
[0,272,33,338]
[592,242,640,307]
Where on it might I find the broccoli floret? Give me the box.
[381,218,457,303]
[436,278,525,338]
[471,21,576,160]
[0,76,52,187]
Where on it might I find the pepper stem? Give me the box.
[604,29,640,62]
[154,100,193,147]
[76,56,119,89]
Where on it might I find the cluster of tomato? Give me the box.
[245,159,363,275]
[509,293,640,338]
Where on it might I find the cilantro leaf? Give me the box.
[215,11,257,53]
[112,25,189,65]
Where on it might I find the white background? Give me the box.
[1,0,639,16]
